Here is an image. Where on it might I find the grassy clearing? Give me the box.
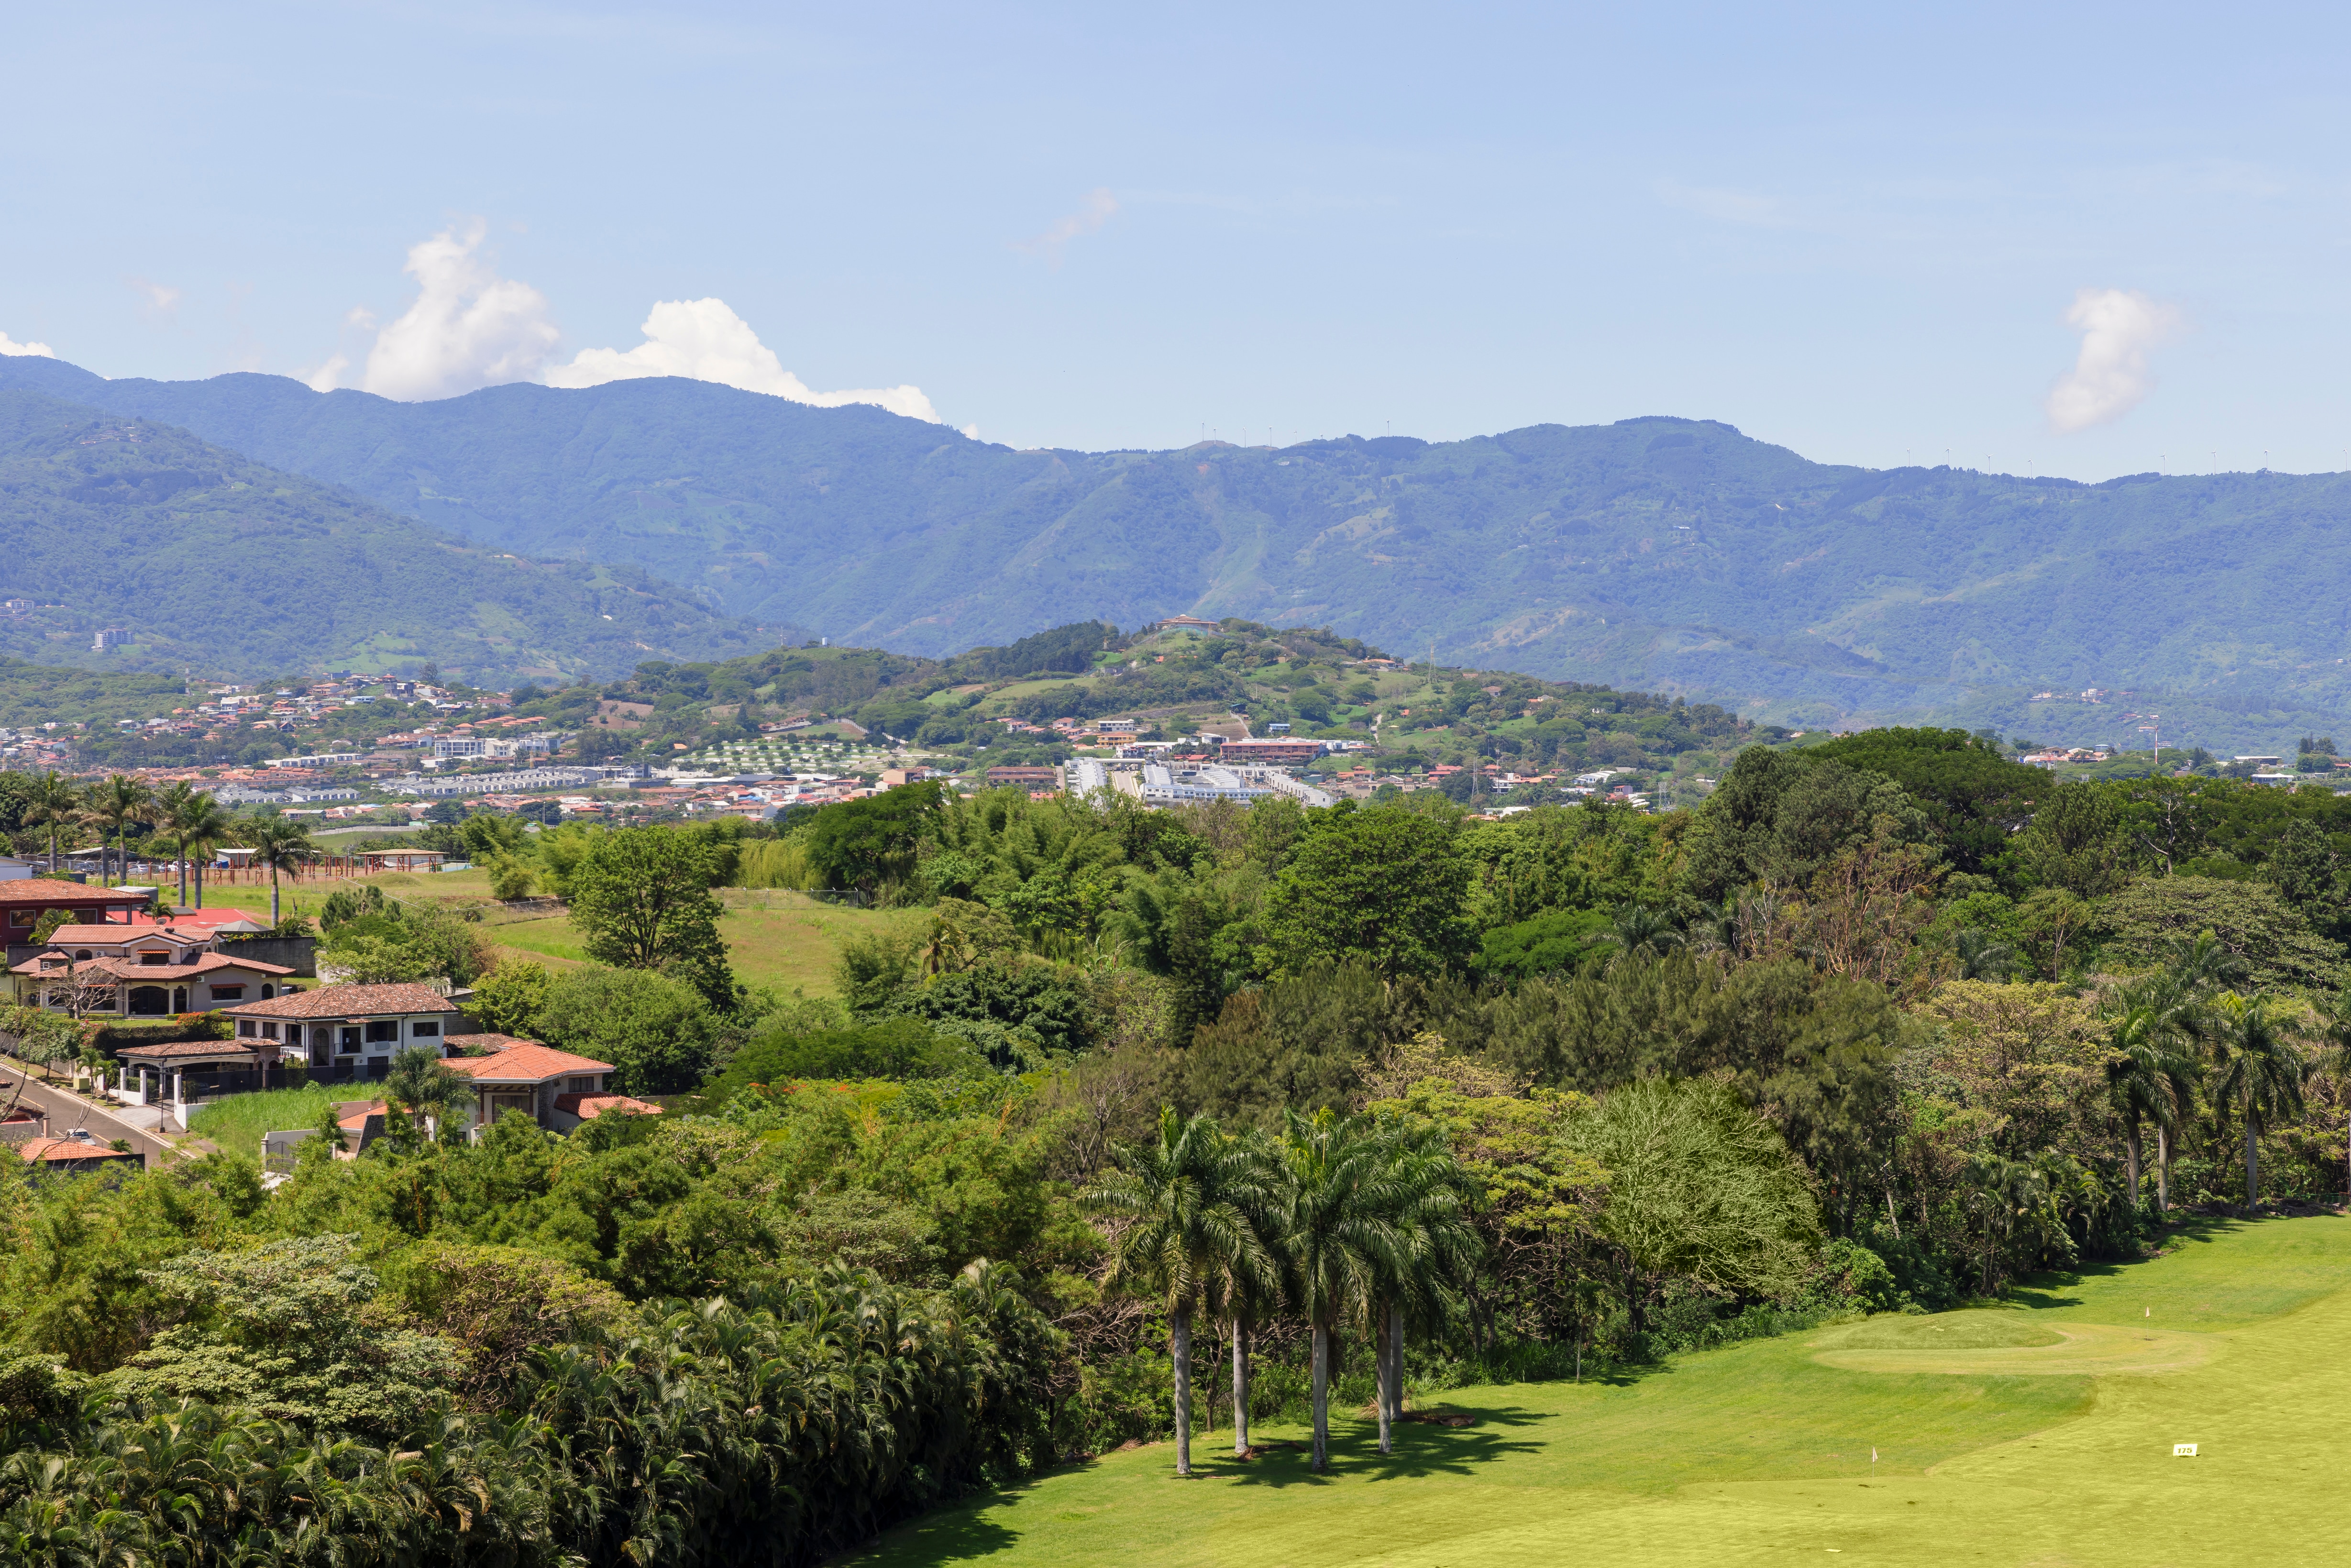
[186,871,916,999]
[857,1215,2351,1568]
[186,1084,338,1156]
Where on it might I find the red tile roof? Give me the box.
[444,1032,534,1054]
[445,1044,614,1084]
[11,952,293,981]
[19,1137,136,1164]
[119,907,263,928]
[0,880,147,906]
[223,983,459,1019]
[36,923,218,944]
[115,1040,263,1061]
[554,1092,661,1119]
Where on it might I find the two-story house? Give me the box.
[0,878,155,944]
[221,982,470,1083]
[443,1039,658,1132]
[11,922,297,1016]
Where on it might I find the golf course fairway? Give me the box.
[856,1215,2351,1566]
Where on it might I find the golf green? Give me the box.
[857,1215,2351,1565]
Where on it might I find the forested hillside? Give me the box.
[8,354,2351,748]
[11,730,2351,1560]
[0,391,795,685]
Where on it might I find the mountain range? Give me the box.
[0,389,790,686]
[4,352,2349,751]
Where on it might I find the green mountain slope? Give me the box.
[7,356,2350,747]
[0,391,796,685]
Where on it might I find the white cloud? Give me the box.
[2045,287,2182,434]
[546,298,942,422]
[127,277,183,314]
[1016,188,1119,266]
[327,220,562,400]
[0,331,56,358]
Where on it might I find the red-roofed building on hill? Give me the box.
[17,1131,136,1178]
[0,879,153,939]
[446,1042,634,1133]
[11,922,296,1017]
[221,983,468,1084]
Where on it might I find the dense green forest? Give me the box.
[0,391,795,686]
[522,618,1762,791]
[11,727,2351,1561]
[10,354,2351,746]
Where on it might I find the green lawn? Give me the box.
[176,872,918,999]
[186,1083,339,1157]
[858,1215,2351,1567]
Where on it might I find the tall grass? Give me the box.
[735,839,816,890]
[187,1084,338,1158]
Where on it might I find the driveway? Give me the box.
[0,1059,185,1169]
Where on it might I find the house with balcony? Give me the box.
[0,878,153,942]
[444,1039,657,1132]
[11,923,297,1016]
[221,982,469,1083]
[117,1038,301,1121]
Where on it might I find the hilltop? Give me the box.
[0,390,797,687]
[9,356,2351,750]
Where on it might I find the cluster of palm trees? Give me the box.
[1086,1105,1479,1477]
[2101,932,2318,1211]
[18,771,315,921]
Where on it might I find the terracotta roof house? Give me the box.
[221,983,469,1084]
[0,879,152,939]
[18,1130,137,1177]
[12,922,295,1017]
[553,1092,663,1126]
[116,1037,301,1120]
[446,1042,635,1132]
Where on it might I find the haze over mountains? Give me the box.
[0,387,788,685]
[4,352,2350,749]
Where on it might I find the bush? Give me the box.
[534,966,718,1093]
[705,1017,982,1102]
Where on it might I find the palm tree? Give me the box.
[174,794,233,910]
[2148,932,2246,1205]
[1274,1107,1403,1473]
[1086,1107,1277,1477]
[240,817,315,927]
[87,774,154,887]
[1358,1119,1479,1454]
[1205,1127,1284,1458]
[154,780,197,907]
[1954,928,2018,981]
[2210,992,2307,1210]
[2100,976,2205,1209]
[1600,902,1685,966]
[22,771,83,876]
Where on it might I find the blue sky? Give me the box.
[6,2,2349,476]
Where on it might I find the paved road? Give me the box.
[0,1061,182,1169]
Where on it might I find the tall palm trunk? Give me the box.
[1374,1302,1393,1455]
[1309,1322,1331,1472]
[2245,1111,2261,1210]
[176,839,188,908]
[1388,1300,1405,1428]
[1171,1307,1194,1476]
[2157,1124,2171,1211]
[1231,1318,1250,1456]
[270,868,281,926]
[2124,1117,2142,1209]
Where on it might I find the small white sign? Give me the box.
[2173,1443,2198,1457]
